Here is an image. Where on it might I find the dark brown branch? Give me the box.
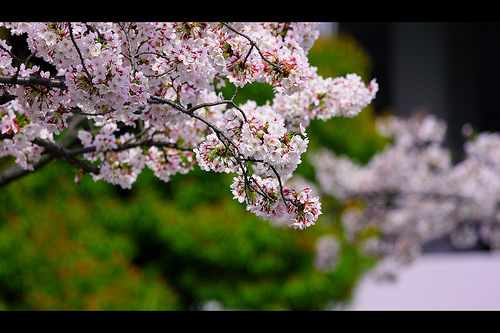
[0,114,86,187]
[0,154,55,187]
[0,74,67,89]
[31,137,100,175]
[0,133,196,187]
[68,22,92,79]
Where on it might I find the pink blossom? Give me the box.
[0,22,379,231]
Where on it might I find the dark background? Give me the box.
[339,22,500,158]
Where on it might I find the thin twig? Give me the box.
[221,22,283,75]
[67,22,92,79]
[117,22,137,79]
[0,43,21,82]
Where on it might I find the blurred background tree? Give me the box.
[0,27,389,310]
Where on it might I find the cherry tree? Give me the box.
[311,112,500,269]
[0,22,378,230]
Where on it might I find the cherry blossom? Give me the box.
[311,112,500,264]
[0,22,378,229]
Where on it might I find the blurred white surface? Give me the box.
[318,22,338,38]
[347,252,500,310]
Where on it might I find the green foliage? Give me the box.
[0,163,180,310]
[308,33,372,79]
[0,160,365,310]
[0,33,386,310]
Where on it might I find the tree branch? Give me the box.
[68,22,92,79]
[0,114,86,187]
[0,154,55,187]
[221,22,284,75]
[0,130,196,187]
[31,137,100,175]
[0,74,67,89]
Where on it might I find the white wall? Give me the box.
[347,252,500,310]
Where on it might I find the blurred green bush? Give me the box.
[0,31,387,310]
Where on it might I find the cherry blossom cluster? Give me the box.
[195,101,320,229]
[210,22,319,94]
[0,22,378,229]
[311,112,500,263]
[0,99,49,170]
[77,123,141,189]
[272,69,378,131]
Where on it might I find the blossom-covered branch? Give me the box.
[311,112,500,265]
[0,22,378,229]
